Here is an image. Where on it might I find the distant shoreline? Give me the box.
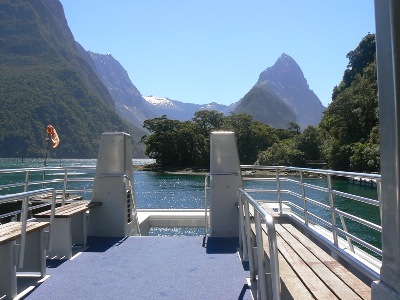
[132,164,294,177]
[133,164,209,175]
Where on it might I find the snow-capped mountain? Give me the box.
[143,96,233,121]
[143,96,175,107]
[82,52,233,125]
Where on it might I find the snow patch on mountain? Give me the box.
[144,96,174,107]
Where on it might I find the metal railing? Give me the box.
[238,188,280,300]
[204,174,210,236]
[240,165,382,259]
[0,166,96,203]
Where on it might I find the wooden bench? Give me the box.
[34,201,101,259]
[252,221,371,299]
[0,221,50,299]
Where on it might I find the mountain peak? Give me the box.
[258,53,305,86]
[277,53,295,63]
[236,54,326,130]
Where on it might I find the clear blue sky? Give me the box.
[59,1,376,107]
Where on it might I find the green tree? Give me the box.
[257,140,305,167]
[287,122,300,134]
[296,126,321,161]
[224,114,278,164]
[142,116,181,166]
[349,142,380,172]
[192,110,224,135]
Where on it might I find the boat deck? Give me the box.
[22,236,252,300]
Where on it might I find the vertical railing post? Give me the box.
[24,170,30,193]
[47,190,57,252]
[62,168,68,206]
[300,171,308,226]
[327,174,338,245]
[244,198,257,282]
[276,168,282,215]
[376,178,382,221]
[238,192,248,260]
[18,195,29,268]
[204,174,209,236]
[255,212,268,300]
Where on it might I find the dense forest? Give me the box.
[142,34,379,172]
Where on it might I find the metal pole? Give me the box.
[18,195,29,268]
[238,192,248,260]
[42,135,50,189]
[244,199,257,282]
[204,174,209,236]
[24,170,29,193]
[339,215,354,253]
[62,168,68,206]
[276,169,282,215]
[300,171,308,226]
[327,174,338,245]
[255,213,267,300]
[372,1,400,298]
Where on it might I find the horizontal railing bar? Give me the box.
[331,190,380,206]
[336,227,382,256]
[60,179,94,182]
[0,166,96,174]
[285,178,300,184]
[0,188,54,203]
[62,189,93,193]
[0,210,23,219]
[305,212,332,228]
[243,188,280,193]
[243,177,287,182]
[303,182,329,193]
[335,208,382,232]
[286,202,304,213]
[304,197,331,210]
[241,165,381,180]
[286,190,302,199]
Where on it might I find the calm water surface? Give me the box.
[0,158,381,245]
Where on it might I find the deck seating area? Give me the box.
[34,201,102,259]
[0,221,50,299]
[254,219,372,299]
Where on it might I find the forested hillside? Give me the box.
[0,0,146,158]
[319,34,378,171]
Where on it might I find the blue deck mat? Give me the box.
[24,236,252,300]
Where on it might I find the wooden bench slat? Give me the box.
[276,224,362,299]
[252,224,315,299]
[273,224,338,299]
[281,223,371,300]
[0,221,50,245]
[34,201,101,218]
